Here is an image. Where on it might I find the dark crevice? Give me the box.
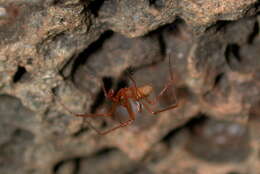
[149,0,156,5]
[249,101,260,121]
[215,20,230,31]
[59,54,76,80]
[187,114,209,134]
[88,0,105,17]
[71,30,113,82]
[50,0,63,5]
[53,160,64,173]
[225,43,241,70]
[161,124,186,145]
[213,72,225,89]
[100,119,108,129]
[90,77,113,113]
[73,158,80,174]
[227,172,240,174]
[72,125,90,137]
[89,87,105,113]
[144,29,166,57]
[207,20,231,32]
[53,148,118,174]
[53,160,75,174]
[149,16,186,35]
[12,66,27,83]
[123,66,136,77]
[53,158,80,174]
[226,44,241,60]
[115,78,129,91]
[158,33,166,56]
[125,165,153,174]
[94,148,117,156]
[146,18,186,57]
[102,77,114,93]
[161,114,208,145]
[117,70,132,90]
[149,0,164,8]
[248,21,259,44]
[166,17,186,34]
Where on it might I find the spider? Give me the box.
[57,56,178,135]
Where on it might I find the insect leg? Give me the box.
[98,99,136,135]
[145,55,177,105]
[140,99,178,115]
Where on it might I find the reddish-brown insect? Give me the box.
[58,56,178,135]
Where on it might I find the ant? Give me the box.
[56,56,178,135]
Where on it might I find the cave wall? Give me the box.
[0,0,260,174]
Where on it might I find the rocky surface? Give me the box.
[0,0,260,174]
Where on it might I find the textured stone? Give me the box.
[0,0,259,174]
